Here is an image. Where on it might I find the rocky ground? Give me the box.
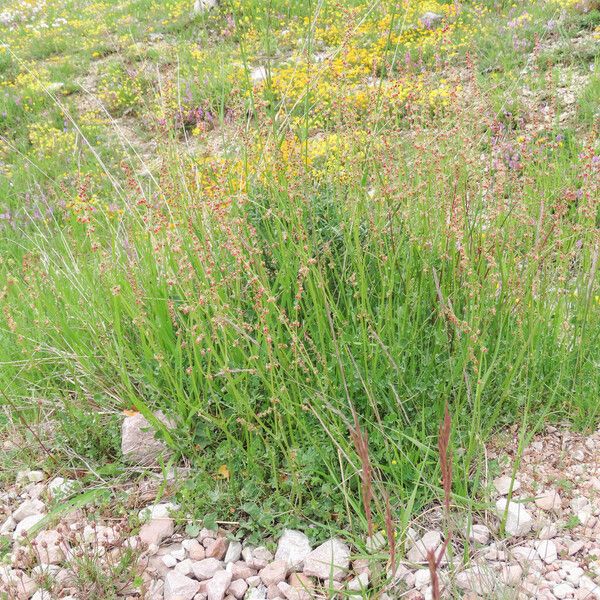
[2,419,600,599]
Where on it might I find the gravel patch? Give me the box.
[2,425,600,598]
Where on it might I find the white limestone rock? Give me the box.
[224,541,242,564]
[495,498,533,536]
[407,531,442,563]
[121,410,173,466]
[275,530,311,569]
[192,558,224,580]
[138,518,175,546]
[164,570,201,600]
[535,539,558,564]
[259,561,288,587]
[535,489,562,512]
[206,569,233,600]
[193,0,217,14]
[468,524,490,545]
[302,538,350,581]
[13,499,45,523]
[138,502,180,522]
[456,565,494,595]
[365,531,386,553]
[493,475,521,496]
[13,514,45,540]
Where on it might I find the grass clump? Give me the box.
[0,0,599,542]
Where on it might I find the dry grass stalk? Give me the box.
[384,491,396,575]
[438,402,452,517]
[350,422,374,539]
[427,401,453,599]
[427,547,441,600]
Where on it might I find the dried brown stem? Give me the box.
[438,402,452,517]
[350,423,374,539]
[384,491,396,575]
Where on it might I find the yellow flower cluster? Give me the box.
[242,131,371,186]
[280,132,366,182]
[97,63,144,115]
[150,0,196,26]
[188,130,375,199]
[192,155,247,199]
[28,123,78,161]
[246,0,477,127]
[2,66,51,111]
[262,46,377,123]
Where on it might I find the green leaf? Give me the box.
[185,523,201,537]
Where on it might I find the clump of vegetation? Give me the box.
[0,0,598,541]
[97,61,145,115]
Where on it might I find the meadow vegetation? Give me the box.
[0,0,599,543]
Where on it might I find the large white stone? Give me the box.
[413,569,431,589]
[224,540,242,563]
[495,498,533,536]
[365,531,386,553]
[16,470,45,484]
[206,569,232,600]
[13,514,45,540]
[1,569,37,598]
[538,523,558,540]
[169,545,186,561]
[175,558,193,575]
[138,518,174,546]
[228,578,249,599]
[535,540,558,564]
[347,571,369,592]
[250,67,267,83]
[83,524,118,545]
[245,585,267,600]
[0,516,16,535]
[277,581,309,600]
[184,538,206,560]
[193,0,217,14]
[456,565,494,595]
[259,560,288,586]
[407,530,442,562]
[35,529,67,564]
[511,544,539,565]
[138,502,180,522]
[206,536,227,560]
[499,564,522,586]
[275,530,311,569]
[164,570,201,600]
[535,489,562,512]
[192,557,224,580]
[580,576,600,598]
[303,538,350,581]
[48,477,76,498]
[553,583,576,599]
[121,411,173,465]
[13,499,45,523]
[251,546,273,569]
[231,562,256,580]
[468,524,490,545]
[571,496,592,525]
[493,475,521,496]
[162,554,177,568]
